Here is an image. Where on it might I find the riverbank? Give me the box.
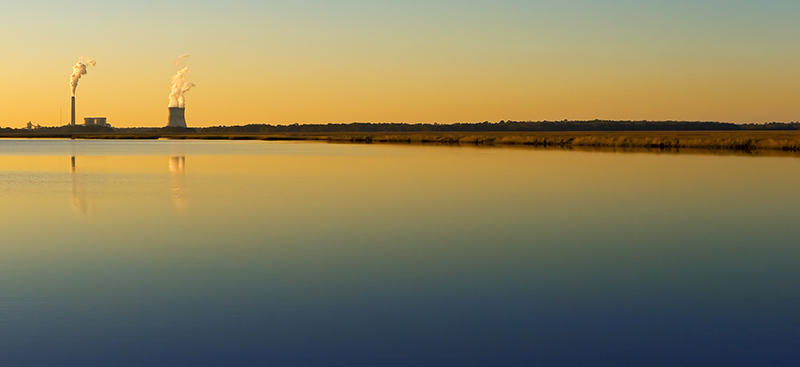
[4,131,800,153]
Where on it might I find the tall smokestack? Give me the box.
[68,58,94,126]
[71,96,75,126]
[168,107,187,128]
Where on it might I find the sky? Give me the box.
[1,0,799,128]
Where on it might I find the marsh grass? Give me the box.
[4,131,800,154]
[310,131,800,152]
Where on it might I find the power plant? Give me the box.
[62,57,197,129]
[69,58,94,126]
[168,58,194,128]
[84,117,109,127]
[168,107,187,128]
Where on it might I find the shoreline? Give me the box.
[3,131,800,154]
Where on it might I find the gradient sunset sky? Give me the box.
[1,0,799,128]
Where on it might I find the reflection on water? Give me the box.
[169,156,187,212]
[551,144,800,158]
[70,156,89,215]
[1,139,799,367]
[66,153,189,215]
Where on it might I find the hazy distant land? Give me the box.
[3,120,800,153]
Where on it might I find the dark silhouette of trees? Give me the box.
[2,120,800,136]
[197,120,800,133]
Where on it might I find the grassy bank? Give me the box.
[4,131,800,153]
[288,131,800,151]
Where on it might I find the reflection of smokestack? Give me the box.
[71,97,75,126]
[70,156,88,216]
[168,107,187,128]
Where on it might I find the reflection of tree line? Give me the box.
[70,156,187,215]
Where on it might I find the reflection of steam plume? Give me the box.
[69,58,95,96]
[169,156,185,173]
[170,156,187,213]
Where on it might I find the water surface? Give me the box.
[1,139,798,366]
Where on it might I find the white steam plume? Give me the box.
[174,54,189,67]
[169,63,195,108]
[69,58,95,96]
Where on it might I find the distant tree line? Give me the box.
[198,120,800,133]
[3,120,800,135]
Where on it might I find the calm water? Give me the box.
[0,139,798,366]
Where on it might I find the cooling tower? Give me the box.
[168,107,187,128]
[71,96,76,126]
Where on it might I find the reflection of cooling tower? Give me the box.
[169,156,188,213]
[71,96,76,126]
[168,107,187,128]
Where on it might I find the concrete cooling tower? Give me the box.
[168,107,187,128]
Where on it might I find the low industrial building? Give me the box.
[84,117,109,127]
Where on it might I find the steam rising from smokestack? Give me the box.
[174,54,189,67]
[69,58,95,96]
[169,55,195,108]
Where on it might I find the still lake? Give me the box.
[0,139,798,366]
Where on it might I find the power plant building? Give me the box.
[84,117,109,127]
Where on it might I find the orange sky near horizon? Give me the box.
[1,0,799,128]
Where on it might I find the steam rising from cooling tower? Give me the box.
[167,56,194,128]
[169,55,194,108]
[69,58,95,96]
